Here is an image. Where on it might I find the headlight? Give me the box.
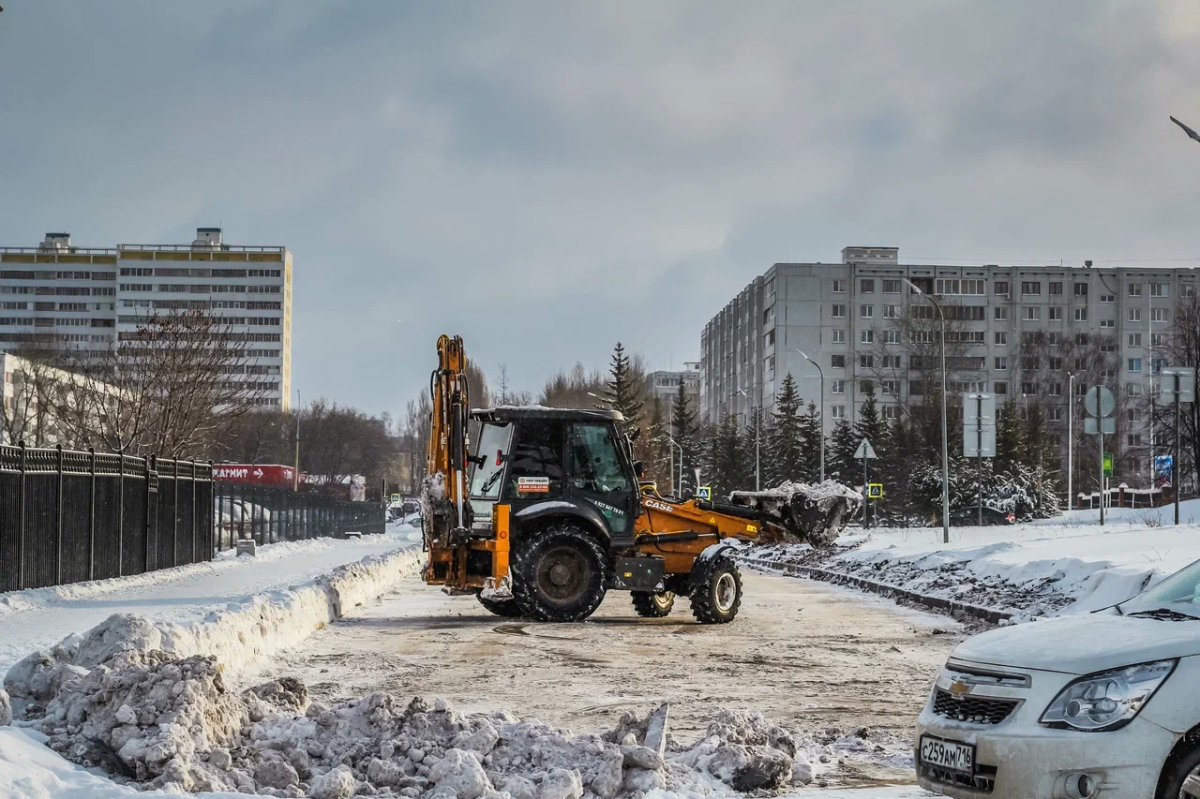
[1040,659,1177,732]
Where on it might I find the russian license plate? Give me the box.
[920,735,975,774]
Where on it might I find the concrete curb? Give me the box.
[739,556,1012,624]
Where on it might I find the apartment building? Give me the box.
[0,229,292,408]
[649,362,700,407]
[700,247,1195,473]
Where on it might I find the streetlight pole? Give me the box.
[293,389,301,491]
[794,349,825,482]
[667,435,683,497]
[737,387,761,491]
[904,279,950,544]
[1068,372,1074,511]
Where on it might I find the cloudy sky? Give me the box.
[2,1,1200,417]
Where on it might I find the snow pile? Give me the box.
[5,546,422,720]
[35,650,817,798]
[0,689,10,727]
[730,480,862,545]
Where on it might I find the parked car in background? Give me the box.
[215,497,273,546]
[949,505,1017,527]
[916,556,1200,798]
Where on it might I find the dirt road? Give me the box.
[242,567,963,790]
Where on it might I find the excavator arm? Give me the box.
[422,334,472,550]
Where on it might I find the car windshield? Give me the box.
[1119,558,1200,618]
[470,422,513,499]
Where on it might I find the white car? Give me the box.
[917,557,1200,799]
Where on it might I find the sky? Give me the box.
[3,1,1200,419]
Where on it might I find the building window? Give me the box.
[994,381,1008,395]
[832,304,846,318]
[1023,307,1040,321]
[831,354,846,368]
[1049,307,1063,321]
[1151,332,1166,347]
[1100,338,1117,353]
[882,304,901,319]
[882,354,901,368]
[1101,293,1115,303]
[882,329,900,344]
[1021,382,1037,395]
[881,379,900,395]
[994,281,1009,296]
[831,329,846,344]
[1152,308,1168,323]
[1021,281,1041,296]
[1127,408,1141,423]
[831,380,845,394]
[1128,433,1143,447]
[831,405,846,420]
[1100,318,1114,328]
[860,329,875,344]
[1049,281,1063,296]
[1048,383,1063,396]
[765,330,775,347]
[1129,308,1142,322]
[882,405,902,420]
[1022,356,1038,371]
[1047,332,1063,345]
[1153,358,1167,374]
[1128,383,1143,396]
[1128,333,1142,347]
[859,354,874,368]
[832,279,846,293]
[995,331,1008,346]
[1049,357,1062,371]
[883,279,901,294]
[1049,407,1063,421]
[1129,283,1142,297]
[994,357,1008,370]
[860,279,875,293]
[994,306,1008,321]
[860,304,874,319]
[1185,284,1196,298]
[1075,381,1089,396]
[1151,282,1168,297]
[1074,283,1088,297]
[859,379,874,392]
[1128,358,1142,373]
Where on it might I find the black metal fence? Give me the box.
[212,481,387,552]
[0,444,214,593]
[0,443,388,594]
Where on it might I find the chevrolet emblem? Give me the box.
[948,679,973,698]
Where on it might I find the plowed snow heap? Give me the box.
[729,480,862,546]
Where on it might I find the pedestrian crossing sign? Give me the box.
[866,483,884,499]
[697,486,712,501]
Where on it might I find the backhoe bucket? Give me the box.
[728,480,862,546]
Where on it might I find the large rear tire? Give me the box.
[512,522,608,622]
[689,556,742,624]
[477,595,524,618]
[632,591,674,617]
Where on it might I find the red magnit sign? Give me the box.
[213,464,296,486]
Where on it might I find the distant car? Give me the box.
[949,505,1016,527]
[916,555,1200,798]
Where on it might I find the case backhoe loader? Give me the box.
[421,334,860,623]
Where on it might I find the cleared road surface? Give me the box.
[243,567,963,793]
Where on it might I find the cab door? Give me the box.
[567,421,639,546]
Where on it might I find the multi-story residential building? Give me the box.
[700,246,1195,480]
[0,229,292,408]
[649,362,700,407]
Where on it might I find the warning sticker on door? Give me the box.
[517,476,551,493]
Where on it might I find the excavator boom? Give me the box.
[423,334,471,549]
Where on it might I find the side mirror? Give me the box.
[634,460,645,478]
[628,427,641,442]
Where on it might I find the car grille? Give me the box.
[932,688,1018,725]
[920,762,997,794]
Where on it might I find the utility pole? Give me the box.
[293,389,301,491]
[1176,370,1182,526]
[795,349,826,482]
[905,279,950,544]
[1067,372,1074,511]
[737,387,761,491]
[976,394,983,527]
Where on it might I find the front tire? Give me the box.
[632,591,674,617]
[477,595,524,618]
[689,556,742,624]
[512,522,608,622]
[1157,740,1200,798]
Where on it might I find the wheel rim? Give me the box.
[536,545,590,603]
[655,592,674,609]
[714,573,737,612]
[1180,767,1200,799]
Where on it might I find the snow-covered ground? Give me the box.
[0,523,422,675]
[753,499,1200,621]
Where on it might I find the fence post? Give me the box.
[191,459,197,564]
[18,440,26,590]
[89,448,97,581]
[172,459,179,567]
[145,456,155,573]
[118,453,125,576]
[54,445,64,586]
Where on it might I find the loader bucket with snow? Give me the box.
[727,481,863,546]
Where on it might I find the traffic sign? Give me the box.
[962,393,996,425]
[1084,417,1116,435]
[964,428,997,457]
[1103,452,1113,478]
[1161,367,1196,404]
[696,486,712,501]
[866,483,884,499]
[854,439,878,460]
[1084,386,1116,418]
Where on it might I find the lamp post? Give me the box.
[793,349,825,482]
[293,389,301,491]
[667,435,684,497]
[1067,372,1074,511]
[904,279,950,544]
[737,387,761,491]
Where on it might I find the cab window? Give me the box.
[469,422,513,499]
[569,423,630,494]
[507,420,564,499]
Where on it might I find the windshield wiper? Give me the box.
[1127,607,1200,621]
[478,470,503,494]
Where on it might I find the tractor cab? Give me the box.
[468,407,641,548]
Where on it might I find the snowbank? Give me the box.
[5,546,422,718]
[753,502,1200,621]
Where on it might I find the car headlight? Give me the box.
[1040,659,1177,732]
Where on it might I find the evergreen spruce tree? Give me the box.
[853,381,890,460]
[769,374,804,486]
[798,401,823,483]
[707,413,750,496]
[670,381,700,496]
[995,399,1022,474]
[644,397,672,490]
[828,418,859,485]
[600,342,645,436]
